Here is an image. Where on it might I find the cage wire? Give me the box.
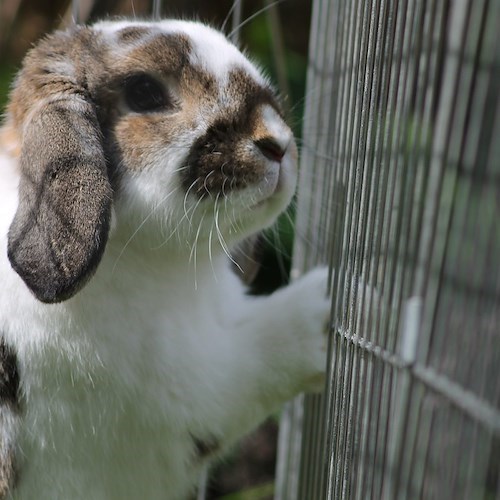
[276,0,500,499]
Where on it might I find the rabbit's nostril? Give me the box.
[254,138,286,163]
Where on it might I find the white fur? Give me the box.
[0,21,330,500]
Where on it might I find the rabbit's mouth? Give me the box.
[251,158,293,209]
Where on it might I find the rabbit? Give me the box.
[0,19,330,499]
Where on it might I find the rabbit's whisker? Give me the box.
[157,186,206,250]
[112,187,179,272]
[227,0,286,41]
[155,173,203,249]
[215,196,243,273]
[208,219,218,283]
[189,211,206,291]
[183,178,199,227]
[203,170,215,198]
[187,196,204,228]
[221,0,239,34]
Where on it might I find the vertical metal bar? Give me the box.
[230,0,243,46]
[72,0,80,24]
[274,396,305,500]
[152,0,162,19]
[196,466,208,500]
[383,297,421,498]
[264,1,291,114]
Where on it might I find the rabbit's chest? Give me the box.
[16,348,217,499]
[13,295,232,499]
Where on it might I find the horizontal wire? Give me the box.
[333,325,500,436]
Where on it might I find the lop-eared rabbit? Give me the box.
[0,20,329,499]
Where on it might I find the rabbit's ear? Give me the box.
[7,29,113,303]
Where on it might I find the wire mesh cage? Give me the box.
[276,0,500,499]
[3,0,498,498]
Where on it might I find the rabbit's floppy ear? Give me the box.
[7,27,112,303]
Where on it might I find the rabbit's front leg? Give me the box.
[218,268,330,440]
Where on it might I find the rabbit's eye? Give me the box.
[124,74,167,112]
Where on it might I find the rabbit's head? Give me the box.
[4,20,297,303]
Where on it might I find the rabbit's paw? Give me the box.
[279,267,331,392]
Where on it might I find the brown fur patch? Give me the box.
[126,33,191,75]
[0,339,20,499]
[0,461,12,498]
[111,113,185,171]
[0,448,17,499]
[0,341,19,410]
[180,65,217,103]
[116,26,150,43]
[227,68,279,121]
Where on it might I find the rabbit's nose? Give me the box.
[254,137,287,163]
[254,104,293,163]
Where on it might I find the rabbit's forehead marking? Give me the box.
[123,32,192,74]
[116,26,152,43]
[109,30,219,104]
[101,21,264,87]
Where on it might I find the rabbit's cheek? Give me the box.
[111,115,186,174]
